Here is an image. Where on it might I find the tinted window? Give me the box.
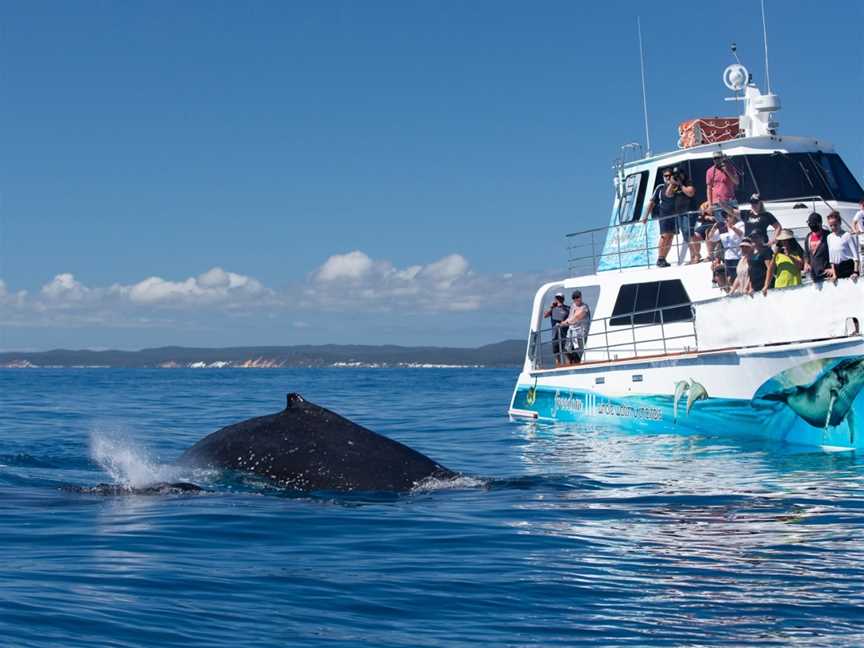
[657,152,862,207]
[617,171,649,223]
[610,280,692,326]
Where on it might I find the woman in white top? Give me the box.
[826,211,859,280]
[709,211,745,282]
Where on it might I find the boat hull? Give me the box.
[510,338,864,451]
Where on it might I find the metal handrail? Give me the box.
[564,193,855,276]
[533,300,697,370]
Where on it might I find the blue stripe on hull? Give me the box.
[513,355,864,451]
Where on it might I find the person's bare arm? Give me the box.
[641,199,655,223]
[763,257,775,296]
[706,169,714,205]
[723,164,740,186]
[682,183,696,198]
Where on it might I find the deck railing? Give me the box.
[565,194,847,276]
[530,300,698,371]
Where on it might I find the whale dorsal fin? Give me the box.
[286,393,305,410]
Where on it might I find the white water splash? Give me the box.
[412,475,486,492]
[89,431,178,488]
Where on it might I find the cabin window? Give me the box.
[616,171,649,223]
[668,152,862,205]
[610,280,692,326]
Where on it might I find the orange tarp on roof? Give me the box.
[678,118,740,148]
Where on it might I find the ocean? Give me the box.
[1,368,863,647]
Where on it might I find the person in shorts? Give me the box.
[641,167,695,267]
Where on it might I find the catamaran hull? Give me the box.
[509,338,864,451]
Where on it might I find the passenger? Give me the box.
[561,290,591,365]
[706,151,739,225]
[691,201,716,262]
[763,229,804,295]
[854,198,864,253]
[709,210,744,285]
[803,212,831,282]
[748,232,773,293]
[544,292,570,367]
[826,211,860,281]
[729,237,753,294]
[741,194,781,244]
[641,167,696,267]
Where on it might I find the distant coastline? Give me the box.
[0,340,525,369]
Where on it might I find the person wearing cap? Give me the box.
[544,292,570,367]
[706,152,739,225]
[729,237,754,295]
[763,229,804,295]
[560,290,591,364]
[826,211,860,281]
[641,167,696,267]
[741,194,781,244]
[748,232,773,293]
[803,212,831,282]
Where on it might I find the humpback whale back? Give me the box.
[177,393,455,492]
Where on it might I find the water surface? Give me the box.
[1,369,863,646]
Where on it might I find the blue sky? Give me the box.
[0,0,861,350]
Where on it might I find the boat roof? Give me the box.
[622,135,837,172]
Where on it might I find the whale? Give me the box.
[759,357,864,441]
[176,393,456,492]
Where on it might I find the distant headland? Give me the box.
[0,340,525,369]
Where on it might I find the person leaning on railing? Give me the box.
[560,290,591,365]
[729,237,754,295]
[748,232,773,293]
[853,198,864,240]
[803,212,832,283]
[763,229,804,296]
[692,201,716,262]
[709,209,744,287]
[826,211,860,281]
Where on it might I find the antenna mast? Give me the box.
[637,17,651,158]
[761,0,771,93]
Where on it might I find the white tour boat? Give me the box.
[508,60,864,451]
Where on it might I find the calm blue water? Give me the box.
[2,369,864,647]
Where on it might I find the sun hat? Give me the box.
[740,237,754,247]
[776,229,796,241]
[749,193,761,203]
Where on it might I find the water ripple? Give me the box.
[1,369,864,646]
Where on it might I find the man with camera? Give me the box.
[706,151,739,224]
[543,292,570,367]
[641,167,696,267]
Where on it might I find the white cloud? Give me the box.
[114,267,268,306]
[309,251,522,313]
[315,251,375,282]
[41,273,90,302]
[0,256,548,334]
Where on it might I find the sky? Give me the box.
[0,0,862,350]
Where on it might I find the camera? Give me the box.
[670,168,686,183]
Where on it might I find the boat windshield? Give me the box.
[663,152,863,205]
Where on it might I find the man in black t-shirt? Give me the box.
[741,194,781,244]
[641,167,695,267]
